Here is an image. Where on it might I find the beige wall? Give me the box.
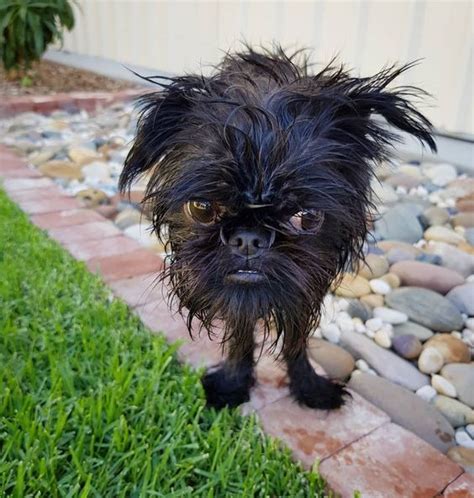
[63,0,473,136]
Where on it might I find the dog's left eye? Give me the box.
[289,209,325,233]
[184,200,219,225]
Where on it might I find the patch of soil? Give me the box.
[1,59,140,97]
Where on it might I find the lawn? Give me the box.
[0,188,328,497]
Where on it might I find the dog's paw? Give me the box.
[290,371,351,410]
[202,364,255,409]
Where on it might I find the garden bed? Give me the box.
[0,59,138,98]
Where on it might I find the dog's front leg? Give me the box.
[201,330,255,409]
[285,347,350,410]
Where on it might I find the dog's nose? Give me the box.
[227,228,274,258]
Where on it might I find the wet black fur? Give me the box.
[119,45,436,410]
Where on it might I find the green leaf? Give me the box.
[0,0,76,70]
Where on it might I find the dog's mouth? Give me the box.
[225,269,265,284]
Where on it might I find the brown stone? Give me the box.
[377,240,422,256]
[456,195,474,212]
[334,273,371,298]
[358,253,389,280]
[424,334,471,364]
[94,204,119,219]
[307,338,355,381]
[360,294,385,308]
[390,261,465,294]
[446,447,474,476]
[38,160,83,180]
[380,272,401,288]
[452,212,474,228]
[75,188,110,207]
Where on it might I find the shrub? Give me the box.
[0,0,76,73]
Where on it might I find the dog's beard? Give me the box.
[160,223,339,361]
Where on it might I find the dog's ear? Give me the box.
[338,62,437,156]
[119,76,209,193]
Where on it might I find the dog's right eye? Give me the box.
[184,200,217,225]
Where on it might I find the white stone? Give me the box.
[355,359,370,372]
[418,347,444,374]
[336,312,354,333]
[416,385,437,402]
[374,329,392,348]
[467,275,474,284]
[451,331,462,340]
[369,278,392,295]
[462,329,474,347]
[353,319,367,334]
[424,163,457,187]
[372,181,399,204]
[455,430,474,449]
[432,375,457,398]
[465,318,474,331]
[379,323,394,338]
[320,296,337,327]
[365,329,376,339]
[321,323,341,344]
[81,161,111,182]
[373,307,408,325]
[366,318,383,332]
[466,424,474,439]
[335,298,350,311]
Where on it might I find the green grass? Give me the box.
[0,188,328,497]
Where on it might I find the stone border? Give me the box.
[1,140,472,496]
[0,89,145,118]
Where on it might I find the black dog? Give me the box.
[119,45,436,410]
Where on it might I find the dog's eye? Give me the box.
[289,209,325,233]
[184,200,218,225]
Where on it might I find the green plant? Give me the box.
[0,0,76,73]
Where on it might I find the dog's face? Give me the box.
[120,47,435,357]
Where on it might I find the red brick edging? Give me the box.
[0,88,145,118]
[1,140,472,497]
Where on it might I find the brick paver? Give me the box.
[8,186,67,203]
[319,423,463,498]
[0,164,41,178]
[134,298,188,341]
[67,235,141,261]
[134,298,224,368]
[31,209,105,230]
[18,196,81,215]
[87,249,163,282]
[48,220,121,245]
[258,391,390,469]
[109,272,162,307]
[3,177,55,192]
[442,473,474,497]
